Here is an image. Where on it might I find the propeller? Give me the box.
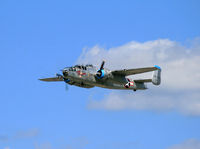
[100,60,105,70]
[65,84,69,91]
[56,73,70,91]
[96,60,105,78]
[56,73,63,79]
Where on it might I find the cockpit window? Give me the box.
[73,65,87,70]
[81,66,87,70]
[68,65,90,71]
[74,65,81,69]
[68,67,76,71]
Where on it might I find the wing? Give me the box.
[67,80,94,88]
[39,77,63,82]
[39,77,94,88]
[112,66,160,76]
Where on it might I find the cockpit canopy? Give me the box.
[66,64,94,71]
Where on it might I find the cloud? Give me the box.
[167,139,200,149]
[78,38,200,90]
[77,38,200,115]
[88,90,200,115]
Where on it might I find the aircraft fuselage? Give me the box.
[63,65,147,90]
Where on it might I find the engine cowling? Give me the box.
[96,69,105,79]
[96,61,106,79]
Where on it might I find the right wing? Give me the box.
[68,81,94,88]
[39,77,63,82]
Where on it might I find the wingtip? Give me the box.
[154,65,161,70]
[38,78,47,81]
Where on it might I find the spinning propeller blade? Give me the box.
[65,84,69,91]
[100,60,105,70]
[56,73,69,91]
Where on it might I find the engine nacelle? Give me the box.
[96,69,105,79]
[96,61,111,79]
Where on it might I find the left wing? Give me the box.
[39,76,94,88]
[39,77,63,82]
[112,66,159,76]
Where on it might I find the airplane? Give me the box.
[39,61,161,91]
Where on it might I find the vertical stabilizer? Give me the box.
[152,65,161,85]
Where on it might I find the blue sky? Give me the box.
[0,0,200,149]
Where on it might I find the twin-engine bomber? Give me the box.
[39,61,161,91]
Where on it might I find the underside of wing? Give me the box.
[39,77,63,82]
[67,81,94,88]
[112,66,160,76]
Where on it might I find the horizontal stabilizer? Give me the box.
[134,79,152,83]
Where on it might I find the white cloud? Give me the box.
[77,38,200,115]
[88,90,200,115]
[167,139,200,149]
[78,38,200,90]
